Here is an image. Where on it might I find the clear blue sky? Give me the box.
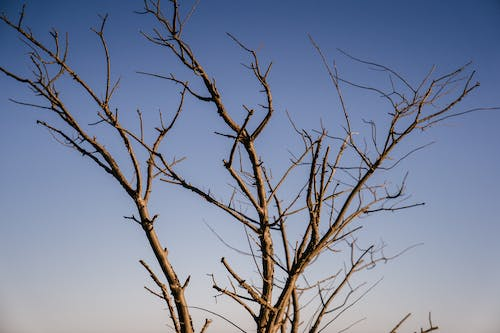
[1,1,499,332]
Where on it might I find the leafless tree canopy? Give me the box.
[1,1,491,333]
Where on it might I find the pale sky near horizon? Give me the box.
[1,1,499,333]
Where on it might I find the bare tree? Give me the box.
[1,1,493,333]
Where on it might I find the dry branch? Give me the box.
[2,1,493,332]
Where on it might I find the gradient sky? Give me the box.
[1,1,499,333]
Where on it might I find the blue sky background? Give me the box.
[1,1,499,332]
